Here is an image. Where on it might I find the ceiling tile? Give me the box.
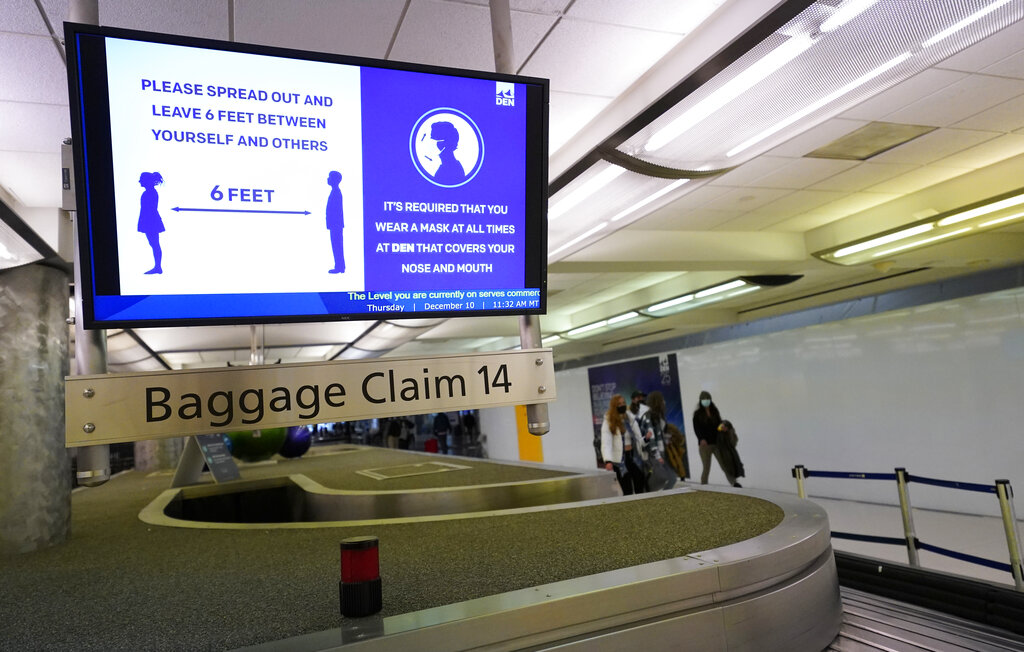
[699,186,792,213]
[655,208,743,231]
[839,68,968,122]
[808,161,919,192]
[953,93,1024,132]
[235,0,407,58]
[708,156,796,188]
[99,0,228,40]
[772,192,900,231]
[455,0,569,16]
[548,90,611,153]
[519,18,681,95]
[869,128,1000,165]
[765,118,868,158]
[938,133,1024,169]
[980,48,1024,80]
[742,189,848,224]
[1,0,62,35]
[881,74,1024,127]
[743,157,861,190]
[0,151,61,206]
[0,33,67,105]
[565,0,724,34]
[865,164,971,195]
[0,101,70,152]
[390,0,556,71]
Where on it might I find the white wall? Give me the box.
[479,367,596,468]
[478,405,519,462]
[527,285,1024,516]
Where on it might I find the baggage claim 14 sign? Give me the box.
[66,23,547,328]
[66,350,555,445]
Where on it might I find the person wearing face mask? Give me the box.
[629,390,649,422]
[692,390,738,486]
[601,394,646,494]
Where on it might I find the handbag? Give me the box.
[646,457,677,491]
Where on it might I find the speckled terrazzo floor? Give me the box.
[0,446,783,651]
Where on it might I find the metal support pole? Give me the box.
[68,0,98,24]
[489,0,549,436]
[518,315,550,435]
[250,324,265,366]
[895,467,919,566]
[71,216,110,487]
[68,0,109,490]
[793,465,807,498]
[489,0,515,75]
[995,479,1024,590]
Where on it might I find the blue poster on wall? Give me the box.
[587,353,689,478]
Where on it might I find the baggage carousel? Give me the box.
[0,446,843,651]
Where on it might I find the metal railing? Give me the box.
[792,465,1024,591]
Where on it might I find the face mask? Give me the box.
[616,405,627,414]
[700,399,711,408]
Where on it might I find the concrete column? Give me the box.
[134,437,184,473]
[0,264,71,554]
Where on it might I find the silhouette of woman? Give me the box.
[429,121,465,184]
[137,172,164,274]
[326,170,344,273]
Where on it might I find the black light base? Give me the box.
[340,577,382,618]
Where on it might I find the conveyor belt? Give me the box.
[831,588,1024,651]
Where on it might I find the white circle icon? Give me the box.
[410,108,484,188]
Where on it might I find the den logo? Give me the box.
[496,82,515,106]
[410,107,484,188]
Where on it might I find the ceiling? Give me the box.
[3,0,1024,371]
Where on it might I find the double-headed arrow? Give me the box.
[172,207,311,215]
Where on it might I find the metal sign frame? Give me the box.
[66,349,554,446]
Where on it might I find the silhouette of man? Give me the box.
[429,121,465,184]
[326,170,344,273]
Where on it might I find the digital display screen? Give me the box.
[66,23,547,328]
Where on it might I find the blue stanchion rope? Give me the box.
[906,474,996,494]
[915,541,1012,572]
[804,470,897,481]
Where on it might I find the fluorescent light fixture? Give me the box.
[818,188,1024,265]
[819,0,880,33]
[607,311,640,325]
[872,227,971,257]
[648,294,694,313]
[567,320,608,338]
[610,179,689,222]
[645,35,814,152]
[549,221,608,257]
[923,0,1011,47]
[695,279,747,298]
[979,210,1024,228]
[726,286,760,298]
[727,52,911,158]
[541,334,563,345]
[936,192,1024,226]
[548,165,626,220]
[833,223,934,258]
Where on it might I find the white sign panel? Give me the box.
[66,349,554,445]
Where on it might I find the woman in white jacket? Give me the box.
[601,394,646,494]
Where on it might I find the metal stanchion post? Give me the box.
[995,479,1024,591]
[792,465,807,498]
[895,467,919,566]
